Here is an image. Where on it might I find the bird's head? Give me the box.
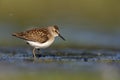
[50,25,65,41]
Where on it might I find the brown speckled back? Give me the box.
[12,27,51,43]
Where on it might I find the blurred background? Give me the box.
[0,0,120,49]
[0,0,120,80]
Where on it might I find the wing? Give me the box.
[12,28,50,43]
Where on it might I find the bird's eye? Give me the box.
[55,30,59,34]
[55,30,57,32]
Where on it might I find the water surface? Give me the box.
[0,47,120,80]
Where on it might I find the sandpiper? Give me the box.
[12,25,65,59]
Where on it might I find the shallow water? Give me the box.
[0,47,120,80]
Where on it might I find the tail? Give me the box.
[12,33,17,37]
[12,33,21,37]
[12,32,25,39]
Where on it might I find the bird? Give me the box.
[12,25,65,59]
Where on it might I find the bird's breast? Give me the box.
[26,38,54,48]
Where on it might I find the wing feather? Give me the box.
[12,28,50,43]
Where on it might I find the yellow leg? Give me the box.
[32,48,37,59]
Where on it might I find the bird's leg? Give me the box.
[37,48,42,57]
[37,48,40,51]
[32,48,37,59]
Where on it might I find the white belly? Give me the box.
[26,39,54,49]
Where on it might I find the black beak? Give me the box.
[59,34,65,41]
